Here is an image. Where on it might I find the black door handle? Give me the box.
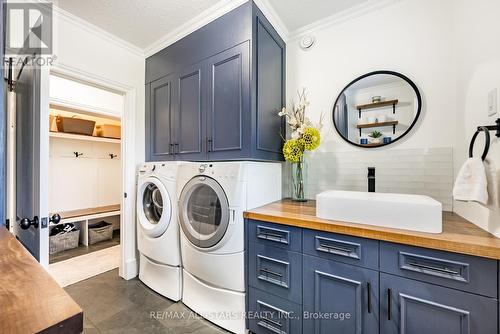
[367,282,372,313]
[50,214,61,225]
[19,216,39,230]
[387,288,392,320]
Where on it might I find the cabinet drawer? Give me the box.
[303,229,379,270]
[248,220,302,252]
[380,273,498,334]
[249,242,302,303]
[380,242,497,298]
[248,287,302,334]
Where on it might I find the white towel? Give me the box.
[485,158,500,210]
[453,157,488,205]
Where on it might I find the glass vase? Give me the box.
[291,157,307,202]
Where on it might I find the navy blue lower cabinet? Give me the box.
[303,255,379,334]
[248,242,302,304]
[380,273,497,334]
[248,287,302,334]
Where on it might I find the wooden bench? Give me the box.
[51,204,121,246]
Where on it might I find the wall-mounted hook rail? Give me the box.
[109,154,117,159]
[74,152,83,158]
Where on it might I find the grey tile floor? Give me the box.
[65,269,229,334]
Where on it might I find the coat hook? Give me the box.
[109,154,117,159]
[74,152,83,158]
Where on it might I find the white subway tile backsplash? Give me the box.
[283,147,454,212]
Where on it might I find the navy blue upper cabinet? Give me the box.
[207,42,250,160]
[146,74,175,161]
[145,1,285,162]
[174,62,205,160]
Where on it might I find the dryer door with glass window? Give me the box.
[137,176,172,238]
[179,176,229,248]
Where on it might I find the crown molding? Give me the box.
[252,0,289,42]
[288,0,401,41]
[52,5,144,58]
[144,0,248,58]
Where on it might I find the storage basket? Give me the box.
[49,229,80,255]
[88,221,114,245]
[56,116,96,136]
[96,124,121,139]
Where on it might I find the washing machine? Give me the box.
[137,161,183,301]
[177,161,282,334]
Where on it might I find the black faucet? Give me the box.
[368,167,375,192]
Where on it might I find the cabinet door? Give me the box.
[147,75,175,161]
[206,42,250,160]
[303,255,379,334]
[380,273,497,334]
[173,63,206,160]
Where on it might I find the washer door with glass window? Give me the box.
[179,176,230,248]
[137,177,172,238]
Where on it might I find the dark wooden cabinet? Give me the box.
[145,1,285,162]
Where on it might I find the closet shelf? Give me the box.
[50,131,121,144]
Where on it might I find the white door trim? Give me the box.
[49,62,138,280]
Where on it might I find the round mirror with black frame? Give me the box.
[332,70,422,148]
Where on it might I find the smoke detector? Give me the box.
[299,35,316,50]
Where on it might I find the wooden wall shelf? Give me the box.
[357,99,399,118]
[357,120,399,129]
[357,120,398,136]
[357,99,399,110]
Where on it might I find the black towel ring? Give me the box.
[469,126,491,161]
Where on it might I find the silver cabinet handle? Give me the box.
[408,262,459,275]
[263,318,282,328]
[259,268,283,278]
[319,243,353,254]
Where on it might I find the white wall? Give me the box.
[286,0,500,235]
[452,0,500,236]
[287,0,458,152]
[52,7,145,278]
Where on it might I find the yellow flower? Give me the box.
[283,139,304,163]
[299,127,321,151]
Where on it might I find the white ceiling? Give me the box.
[267,0,371,31]
[57,0,220,49]
[57,0,374,50]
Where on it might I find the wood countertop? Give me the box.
[244,200,500,260]
[0,227,83,334]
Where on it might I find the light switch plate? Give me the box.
[488,88,497,116]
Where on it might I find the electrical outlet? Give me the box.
[488,88,497,116]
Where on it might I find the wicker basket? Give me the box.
[88,221,113,245]
[49,230,80,255]
[56,116,96,136]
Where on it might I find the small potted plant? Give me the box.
[367,130,384,144]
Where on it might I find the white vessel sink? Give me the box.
[316,190,442,233]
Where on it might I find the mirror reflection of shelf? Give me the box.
[357,99,399,118]
[357,120,398,136]
[360,143,383,147]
